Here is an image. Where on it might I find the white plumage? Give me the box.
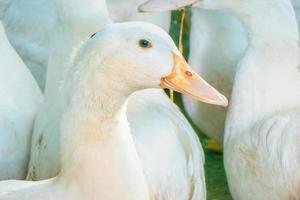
[0,21,42,180]
[184,9,247,143]
[189,0,300,198]
[140,0,300,199]
[2,0,56,91]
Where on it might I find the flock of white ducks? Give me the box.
[1,0,300,199]
[0,0,228,199]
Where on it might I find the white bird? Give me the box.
[26,0,215,199]
[140,0,300,198]
[0,22,227,200]
[221,0,300,198]
[0,0,170,91]
[0,21,42,180]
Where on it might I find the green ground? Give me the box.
[170,10,233,200]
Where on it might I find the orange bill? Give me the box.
[160,53,228,107]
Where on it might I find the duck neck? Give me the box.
[225,1,300,140]
[58,78,149,199]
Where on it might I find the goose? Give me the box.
[0,21,42,180]
[26,0,209,199]
[0,22,227,200]
[142,0,300,199]
[1,0,170,91]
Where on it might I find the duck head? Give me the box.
[68,22,228,106]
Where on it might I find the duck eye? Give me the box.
[90,33,97,38]
[138,39,152,48]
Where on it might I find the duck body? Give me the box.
[184,8,247,143]
[127,89,205,199]
[225,51,300,198]
[0,22,42,180]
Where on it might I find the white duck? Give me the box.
[0,21,42,180]
[218,0,300,198]
[140,0,300,146]
[143,0,300,198]
[0,22,227,200]
[27,0,216,199]
[1,0,170,91]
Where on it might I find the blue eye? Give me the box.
[139,39,152,48]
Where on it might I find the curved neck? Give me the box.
[58,70,149,199]
[225,0,300,140]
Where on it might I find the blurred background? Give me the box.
[171,9,232,200]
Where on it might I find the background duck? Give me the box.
[1,0,56,90]
[142,0,300,198]
[0,22,227,200]
[0,21,42,180]
[213,0,300,198]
